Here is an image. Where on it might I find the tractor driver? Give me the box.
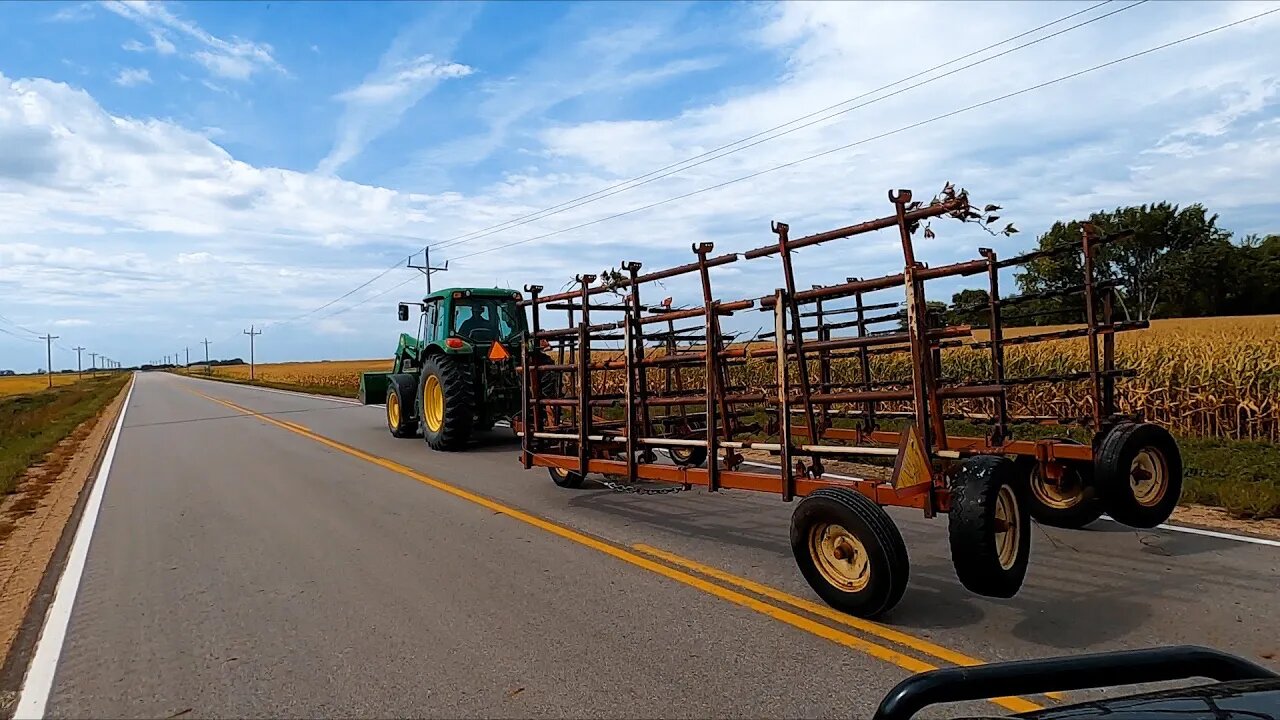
[457,303,498,340]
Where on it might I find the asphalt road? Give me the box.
[23,372,1280,718]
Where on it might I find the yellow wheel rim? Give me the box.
[809,523,870,593]
[552,467,570,478]
[670,447,692,463]
[423,375,444,433]
[387,391,400,428]
[1130,448,1168,507]
[1028,466,1083,510]
[995,484,1021,571]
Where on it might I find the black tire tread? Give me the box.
[386,376,418,438]
[793,487,910,618]
[422,355,475,451]
[949,455,1031,599]
[549,466,585,488]
[1095,422,1183,529]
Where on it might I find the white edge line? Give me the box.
[14,374,137,719]
[738,460,1279,549]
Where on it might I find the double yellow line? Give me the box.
[191,389,1045,715]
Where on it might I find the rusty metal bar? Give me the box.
[623,310,638,484]
[966,321,1148,350]
[742,196,968,259]
[814,289,832,434]
[800,300,899,319]
[1081,226,1103,431]
[1102,287,1117,419]
[914,258,989,282]
[774,290,795,499]
[576,274,596,476]
[773,222,823,477]
[892,190,945,514]
[810,388,914,404]
[759,272,906,308]
[980,248,1008,444]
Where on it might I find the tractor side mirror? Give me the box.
[397,303,409,322]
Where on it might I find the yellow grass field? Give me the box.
[192,359,391,396]
[0,373,86,398]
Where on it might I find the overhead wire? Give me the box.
[445,5,1280,264]
[428,0,1138,254]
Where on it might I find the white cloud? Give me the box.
[317,55,474,175]
[113,67,152,87]
[48,3,95,22]
[104,1,283,80]
[52,318,91,327]
[122,39,147,52]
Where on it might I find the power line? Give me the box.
[447,6,1279,264]
[428,0,1134,254]
[260,253,414,330]
[320,273,421,320]
[0,325,40,343]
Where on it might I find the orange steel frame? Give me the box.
[516,186,1143,516]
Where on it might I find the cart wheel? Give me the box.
[1016,440,1104,529]
[548,466,585,489]
[949,456,1031,599]
[791,488,909,618]
[669,445,707,468]
[1094,422,1182,529]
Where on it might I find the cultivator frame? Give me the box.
[515,188,1183,618]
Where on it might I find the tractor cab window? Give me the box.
[453,297,522,343]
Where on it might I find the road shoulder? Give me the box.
[0,377,132,716]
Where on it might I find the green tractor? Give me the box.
[358,287,531,450]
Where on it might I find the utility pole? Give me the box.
[243,325,261,380]
[73,346,85,378]
[408,245,448,294]
[39,334,59,388]
[201,338,212,374]
[185,347,190,368]
[88,351,98,377]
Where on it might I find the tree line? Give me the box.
[909,202,1278,328]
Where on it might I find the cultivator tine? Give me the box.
[774,221,822,478]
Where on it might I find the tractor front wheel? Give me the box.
[420,355,475,451]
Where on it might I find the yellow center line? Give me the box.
[633,543,1057,707]
[187,387,1043,715]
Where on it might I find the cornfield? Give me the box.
[193,360,390,397]
[606,316,1280,441]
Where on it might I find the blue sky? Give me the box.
[1,1,1278,370]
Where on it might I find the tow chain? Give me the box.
[596,477,686,495]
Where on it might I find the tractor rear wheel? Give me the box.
[420,355,475,451]
[385,376,418,439]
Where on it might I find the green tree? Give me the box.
[1016,203,1233,321]
[947,288,991,326]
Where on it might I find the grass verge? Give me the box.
[0,375,130,495]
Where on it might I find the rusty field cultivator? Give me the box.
[513,188,1182,619]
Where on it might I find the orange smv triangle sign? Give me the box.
[487,342,510,362]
